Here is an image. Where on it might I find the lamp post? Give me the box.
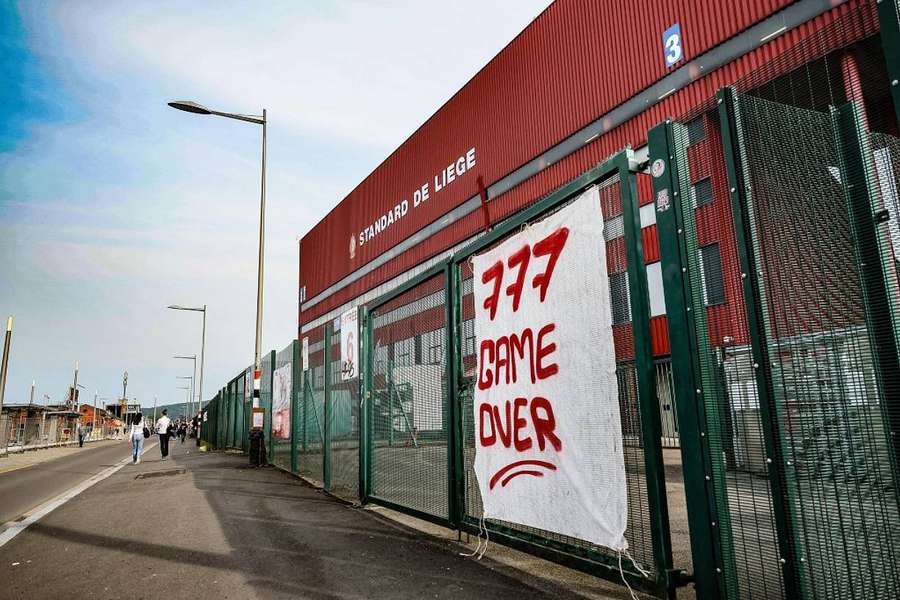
[167,99,266,410]
[0,317,11,418]
[167,305,206,411]
[177,386,191,429]
[176,376,193,420]
[174,355,197,416]
[71,361,79,410]
[121,371,128,428]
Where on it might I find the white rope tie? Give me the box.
[476,517,490,560]
[459,514,486,558]
[617,548,651,600]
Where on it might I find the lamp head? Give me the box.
[168,100,211,115]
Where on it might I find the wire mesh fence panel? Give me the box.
[458,173,661,576]
[671,107,785,600]
[871,131,900,312]
[369,272,449,519]
[261,351,274,461]
[236,373,245,451]
[238,373,247,450]
[733,90,900,600]
[272,344,294,471]
[664,22,900,593]
[225,380,235,449]
[328,321,360,501]
[655,360,680,448]
[299,325,326,484]
[231,378,244,448]
[0,414,8,451]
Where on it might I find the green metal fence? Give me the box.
[647,52,900,600]
[272,343,295,471]
[298,326,326,484]
[365,270,451,521]
[195,5,900,598]
[328,319,361,499]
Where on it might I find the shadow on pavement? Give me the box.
[176,450,593,599]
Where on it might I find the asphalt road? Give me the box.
[0,440,608,600]
[0,439,137,525]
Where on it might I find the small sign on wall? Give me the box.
[662,23,683,68]
[251,408,265,430]
[340,308,358,381]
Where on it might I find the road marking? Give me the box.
[0,441,158,549]
[0,464,35,476]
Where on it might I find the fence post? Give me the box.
[303,373,310,453]
[359,308,371,502]
[323,322,332,490]
[221,386,227,450]
[226,381,233,448]
[618,150,675,594]
[648,119,727,600]
[228,381,234,448]
[444,261,464,528]
[292,339,301,473]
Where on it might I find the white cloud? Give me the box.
[2,0,552,408]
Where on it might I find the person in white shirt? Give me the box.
[129,413,146,464]
[156,409,172,460]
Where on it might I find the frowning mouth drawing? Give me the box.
[489,460,557,489]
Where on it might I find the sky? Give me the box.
[0,0,553,412]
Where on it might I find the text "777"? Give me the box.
[481,227,569,321]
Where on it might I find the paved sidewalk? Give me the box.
[0,440,641,600]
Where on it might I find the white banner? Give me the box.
[245,368,252,402]
[272,362,292,439]
[472,186,627,551]
[302,337,309,371]
[340,308,358,381]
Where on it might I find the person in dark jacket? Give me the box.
[156,409,171,460]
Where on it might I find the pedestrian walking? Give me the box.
[77,421,86,448]
[156,409,172,460]
[178,421,187,444]
[129,413,147,464]
[192,413,201,447]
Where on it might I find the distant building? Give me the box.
[77,403,121,430]
[1,403,80,447]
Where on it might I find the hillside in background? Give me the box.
[139,402,197,421]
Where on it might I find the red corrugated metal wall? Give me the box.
[301,0,874,329]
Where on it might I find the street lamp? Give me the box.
[168,305,206,411]
[174,355,197,415]
[176,386,191,421]
[176,376,193,420]
[167,99,266,408]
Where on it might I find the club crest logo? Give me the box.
[349,234,356,260]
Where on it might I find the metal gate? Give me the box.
[360,150,677,597]
[649,85,900,599]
